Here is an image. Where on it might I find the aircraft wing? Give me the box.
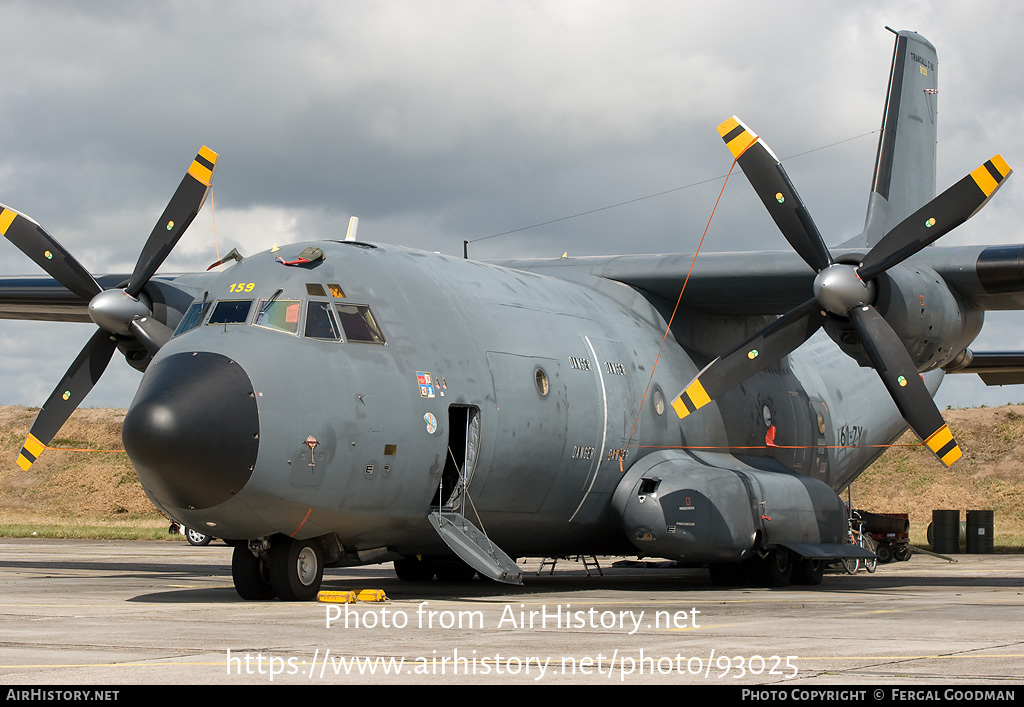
[0,274,183,323]
[2,242,1022,324]
[494,249,815,315]
[0,275,116,322]
[945,352,1024,385]
[495,242,1024,315]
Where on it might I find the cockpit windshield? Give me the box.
[305,301,341,341]
[254,300,301,334]
[174,301,211,335]
[208,300,253,325]
[172,287,385,345]
[334,304,385,344]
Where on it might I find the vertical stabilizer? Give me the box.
[862,30,938,246]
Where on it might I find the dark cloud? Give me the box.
[1,1,1022,408]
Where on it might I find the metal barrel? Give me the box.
[931,510,961,554]
[966,510,994,554]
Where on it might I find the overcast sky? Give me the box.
[1,0,1023,411]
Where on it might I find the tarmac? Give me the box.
[0,538,1021,686]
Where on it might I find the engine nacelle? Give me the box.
[825,261,983,371]
[611,450,848,563]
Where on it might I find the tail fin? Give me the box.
[861,29,939,247]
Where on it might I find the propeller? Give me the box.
[3,146,218,470]
[672,117,1010,466]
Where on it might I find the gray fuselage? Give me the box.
[127,240,912,559]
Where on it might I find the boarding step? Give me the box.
[428,510,522,585]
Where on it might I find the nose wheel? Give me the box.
[231,536,325,601]
[231,544,275,600]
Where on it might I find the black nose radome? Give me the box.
[123,352,259,511]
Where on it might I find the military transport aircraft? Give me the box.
[2,29,1022,600]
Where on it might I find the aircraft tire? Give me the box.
[269,537,324,601]
[754,550,792,588]
[708,559,752,587]
[231,544,275,600]
[791,558,824,586]
[393,557,436,582]
[186,527,213,546]
[434,558,477,582]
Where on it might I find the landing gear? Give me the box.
[754,549,793,587]
[710,550,822,588]
[708,560,752,587]
[231,544,275,600]
[434,557,478,582]
[186,527,213,546]
[394,556,436,582]
[231,536,324,601]
[393,556,482,582]
[791,558,824,586]
[270,537,324,601]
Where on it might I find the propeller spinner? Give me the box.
[3,146,218,470]
[672,117,1011,467]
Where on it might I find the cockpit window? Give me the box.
[254,299,301,334]
[208,300,253,325]
[335,304,386,344]
[304,301,341,341]
[174,301,211,336]
[305,283,327,297]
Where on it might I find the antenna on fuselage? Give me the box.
[345,216,359,241]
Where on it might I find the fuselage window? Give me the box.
[174,301,211,336]
[254,299,302,334]
[305,301,342,341]
[208,299,253,325]
[335,304,386,344]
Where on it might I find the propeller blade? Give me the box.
[671,298,827,419]
[125,146,219,297]
[128,316,173,355]
[847,304,962,466]
[0,206,102,301]
[718,117,833,273]
[16,329,117,470]
[858,155,1011,281]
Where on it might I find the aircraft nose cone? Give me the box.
[123,352,259,511]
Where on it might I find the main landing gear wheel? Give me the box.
[269,537,324,601]
[758,549,793,588]
[791,558,824,586]
[232,544,275,600]
[394,556,436,582]
[186,527,213,546]
[434,558,478,582]
[708,559,752,587]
